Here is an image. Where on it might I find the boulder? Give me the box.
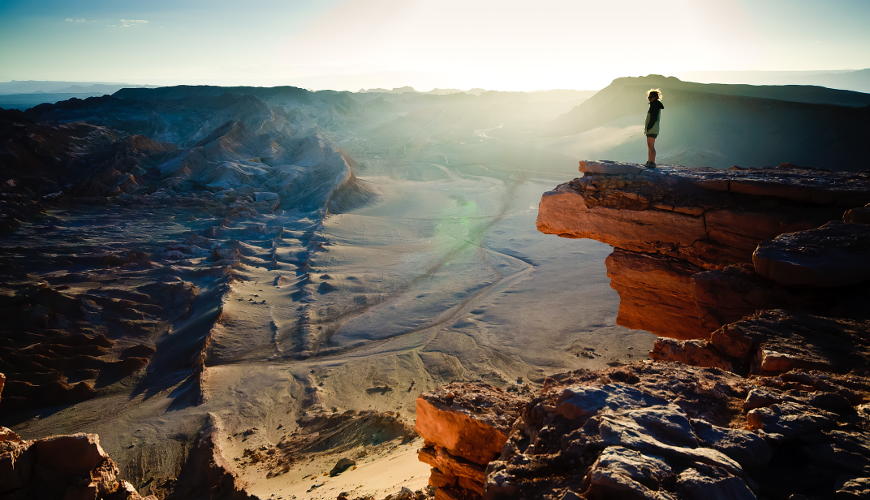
[585,446,675,499]
[555,384,669,420]
[692,420,772,470]
[31,433,110,477]
[675,465,756,500]
[753,221,870,287]
[654,309,869,376]
[415,383,523,499]
[650,338,732,370]
[415,384,522,466]
[329,457,356,476]
[0,430,155,499]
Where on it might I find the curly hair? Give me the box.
[647,88,663,100]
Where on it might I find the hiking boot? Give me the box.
[644,162,657,168]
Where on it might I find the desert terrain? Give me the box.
[1,86,653,498]
[3,76,868,498]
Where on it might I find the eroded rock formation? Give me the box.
[168,414,257,500]
[416,363,869,499]
[753,220,870,287]
[415,161,870,499]
[415,384,523,499]
[0,432,158,500]
[537,161,870,338]
[537,161,866,268]
[490,362,869,499]
[0,372,155,499]
[652,309,870,376]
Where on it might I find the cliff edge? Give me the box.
[415,161,870,500]
[537,161,870,339]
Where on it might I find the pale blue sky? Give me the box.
[1,0,868,90]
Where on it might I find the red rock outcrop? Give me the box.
[652,309,870,376]
[0,372,150,499]
[413,161,870,499]
[537,161,866,268]
[603,249,707,339]
[0,425,156,499]
[416,363,870,499]
[536,161,870,338]
[753,220,870,287]
[415,384,524,499]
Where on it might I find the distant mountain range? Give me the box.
[0,80,155,95]
[4,76,869,174]
[549,75,870,170]
[675,68,870,94]
[0,80,159,110]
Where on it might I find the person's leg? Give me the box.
[646,136,656,164]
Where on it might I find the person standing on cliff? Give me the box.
[644,89,664,168]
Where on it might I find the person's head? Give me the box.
[647,89,662,102]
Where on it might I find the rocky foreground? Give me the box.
[415,162,870,499]
[0,373,157,499]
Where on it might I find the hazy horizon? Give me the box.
[2,0,869,91]
[2,68,870,95]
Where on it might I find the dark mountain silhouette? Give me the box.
[0,81,160,110]
[551,75,870,170]
[0,80,153,94]
[678,68,870,93]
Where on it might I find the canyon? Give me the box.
[1,87,649,498]
[3,80,869,498]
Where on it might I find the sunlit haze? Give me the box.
[1,0,868,90]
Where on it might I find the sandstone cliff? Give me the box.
[416,161,870,499]
[537,161,870,339]
[415,384,524,499]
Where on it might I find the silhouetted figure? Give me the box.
[644,89,664,168]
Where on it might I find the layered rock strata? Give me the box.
[416,363,869,499]
[415,161,870,499]
[415,384,523,499]
[536,161,870,338]
[537,161,866,268]
[651,309,870,375]
[752,220,870,287]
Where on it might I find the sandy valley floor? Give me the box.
[8,135,654,498]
